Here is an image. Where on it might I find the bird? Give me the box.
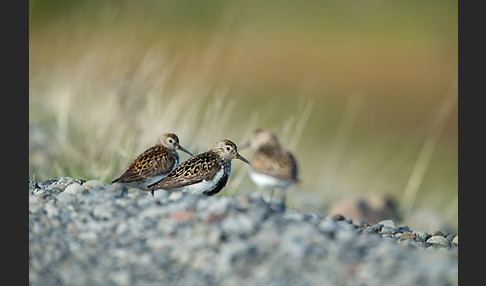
[239,128,298,203]
[112,133,193,192]
[147,139,249,196]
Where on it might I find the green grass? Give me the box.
[29,0,457,233]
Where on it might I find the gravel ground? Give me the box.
[29,177,458,286]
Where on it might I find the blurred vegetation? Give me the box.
[29,0,457,232]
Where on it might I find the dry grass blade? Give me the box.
[318,92,363,196]
[401,76,458,217]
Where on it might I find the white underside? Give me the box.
[122,174,169,190]
[249,170,291,189]
[164,167,225,195]
[122,160,179,190]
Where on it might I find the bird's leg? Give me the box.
[280,188,287,205]
[273,187,287,205]
[260,187,272,202]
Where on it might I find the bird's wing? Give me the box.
[112,146,176,183]
[148,152,221,189]
[251,147,298,181]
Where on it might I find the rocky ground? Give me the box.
[29,177,458,286]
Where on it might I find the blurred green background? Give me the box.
[29,0,458,232]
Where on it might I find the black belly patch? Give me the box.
[203,174,229,196]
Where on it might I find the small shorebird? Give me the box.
[239,128,298,203]
[112,133,193,191]
[147,139,249,196]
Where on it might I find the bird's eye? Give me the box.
[168,139,174,143]
[226,146,231,151]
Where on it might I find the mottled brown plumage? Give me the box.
[112,133,193,190]
[148,139,249,196]
[251,145,298,181]
[240,129,298,202]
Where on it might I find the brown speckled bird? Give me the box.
[112,133,193,192]
[239,128,298,202]
[147,139,249,196]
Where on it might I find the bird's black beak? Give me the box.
[235,153,250,165]
[178,145,194,157]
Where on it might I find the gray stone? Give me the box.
[216,241,256,276]
[64,183,83,195]
[399,232,416,240]
[362,223,384,234]
[331,214,345,221]
[206,227,223,247]
[92,204,115,220]
[221,214,257,237]
[29,180,40,191]
[56,192,76,204]
[397,225,410,232]
[139,206,169,219]
[236,194,252,209]
[282,211,307,222]
[108,183,128,197]
[198,196,231,217]
[378,219,396,228]
[319,219,337,239]
[168,191,183,201]
[83,180,108,190]
[43,201,59,218]
[427,236,451,246]
[446,234,455,242]
[452,235,458,244]
[268,199,286,212]
[413,230,431,241]
[434,230,446,237]
[29,195,40,206]
[78,231,98,244]
[55,177,77,189]
[380,225,398,234]
[39,178,58,187]
[126,189,145,200]
[153,189,169,199]
[352,219,369,229]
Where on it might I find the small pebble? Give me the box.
[380,225,398,234]
[399,232,416,240]
[371,223,384,232]
[56,192,76,204]
[427,236,451,247]
[452,235,458,244]
[398,225,410,232]
[83,180,108,190]
[433,230,446,237]
[352,219,369,229]
[413,230,431,242]
[331,214,345,221]
[378,219,397,228]
[446,234,455,242]
[64,183,83,195]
